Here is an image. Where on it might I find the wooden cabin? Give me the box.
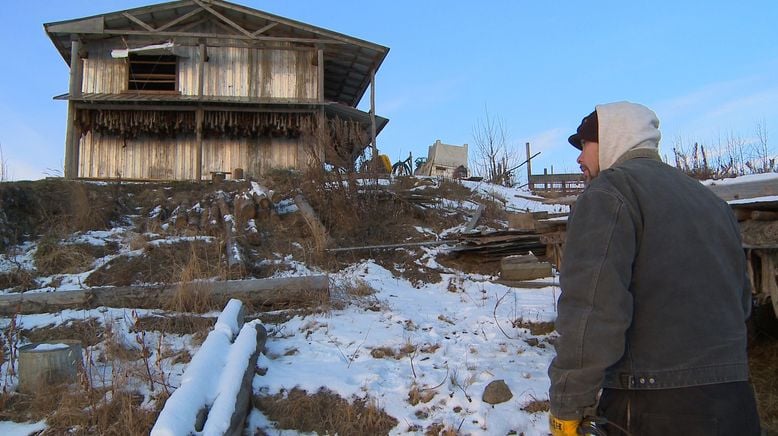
[45,0,389,181]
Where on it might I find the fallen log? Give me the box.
[202,322,268,436]
[0,276,330,316]
[151,299,245,436]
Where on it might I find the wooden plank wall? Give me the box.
[82,41,127,94]
[78,132,319,180]
[178,44,318,100]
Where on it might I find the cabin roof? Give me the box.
[44,0,389,107]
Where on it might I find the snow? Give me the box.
[31,343,70,351]
[151,300,245,436]
[249,262,558,435]
[0,177,605,434]
[700,171,778,186]
[729,195,778,205]
[0,420,47,436]
[202,320,262,435]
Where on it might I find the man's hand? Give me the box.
[549,414,580,436]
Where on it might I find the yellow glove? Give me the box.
[549,414,581,436]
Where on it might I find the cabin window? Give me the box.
[128,54,177,91]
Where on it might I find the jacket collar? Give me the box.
[613,148,661,168]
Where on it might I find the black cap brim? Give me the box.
[568,133,582,150]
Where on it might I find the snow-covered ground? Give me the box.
[3,172,774,434]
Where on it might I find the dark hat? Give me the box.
[568,110,598,150]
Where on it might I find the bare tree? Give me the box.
[753,119,775,173]
[0,143,8,181]
[471,106,518,186]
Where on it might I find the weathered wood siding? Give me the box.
[82,40,318,100]
[79,132,197,179]
[178,44,318,99]
[78,132,319,180]
[82,41,128,94]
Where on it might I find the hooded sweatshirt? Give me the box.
[595,101,661,171]
[548,102,750,420]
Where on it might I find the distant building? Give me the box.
[45,0,389,180]
[416,140,468,178]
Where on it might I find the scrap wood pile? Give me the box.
[447,230,547,261]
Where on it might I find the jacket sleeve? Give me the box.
[548,187,636,420]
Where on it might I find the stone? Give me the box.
[482,379,513,405]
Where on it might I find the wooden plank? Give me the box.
[122,12,156,32]
[707,179,778,202]
[193,0,256,39]
[0,276,329,316]
[251,22,278,37]
[156,8,204,32]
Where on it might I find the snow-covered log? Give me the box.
[0,275,330,315]
[201,321,268,436]
[150,299,245,436]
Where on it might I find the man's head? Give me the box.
[568,110,600,182]
[568,102,661,181]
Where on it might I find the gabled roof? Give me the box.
[44,0,389,107]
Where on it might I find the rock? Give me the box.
[482,379,513,405]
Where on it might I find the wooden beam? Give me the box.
[122,12,156,32]
[317,48,324,102]
[251,22,278,37]
[156,8,204,32]
[327,240,453,253]
[99,29,344,44]
[0,276,330,316]
[193,0,255,39]
[196,108,204,181]
[369,69,377,157]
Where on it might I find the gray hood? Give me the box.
[596,102,661,171]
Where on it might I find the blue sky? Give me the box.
[1,1,776,180]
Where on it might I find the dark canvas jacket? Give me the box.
[548,149,751,420]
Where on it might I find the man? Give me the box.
[548,102,760,435]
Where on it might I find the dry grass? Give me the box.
[0,268,37,292]
[33,238,102,276]
[253,387,398,435]
[85,239,222,287]
[521,397,550,413]
[21,318,104,348]
[749,335,778,433]
[131,315,214,335]
[512,318,555,336]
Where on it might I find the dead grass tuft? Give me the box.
[521,398,550,413]
[0,268,37,292]
[749,335,778,433]
[425,422,459,436]
[85,239,222,287]
[131,315,214,335]
[21,318,104,348]
[253,387,398,435]
[33,237,99,276]
[512,318,555,336]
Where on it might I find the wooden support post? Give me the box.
[196,108,204,181]
[370,69,377,158]
[64,38,83,179]
[317,48,324,102]
[525,142,532,191]
[195,42,206,182]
